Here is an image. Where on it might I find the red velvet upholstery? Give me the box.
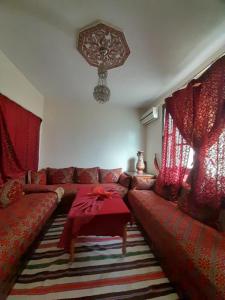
[128,190,225,300]
[0,192,58,282]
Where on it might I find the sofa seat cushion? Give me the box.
[128,190,225,300]
[50,183,128,199]
[0,192,58,282]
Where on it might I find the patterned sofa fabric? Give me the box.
[75,167,99,184]
[128,190,225,300]
[99,168,122,183]
[0,192,58,282]
[28,169,47,185]
[47,167,75,184]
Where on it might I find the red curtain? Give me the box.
[155,110,191,199]
[163,56,225,210]
[0,94,42,181]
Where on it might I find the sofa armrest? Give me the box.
[118,173,131,188]
[23,184,64,202]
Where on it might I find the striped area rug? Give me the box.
[9,214,179,300]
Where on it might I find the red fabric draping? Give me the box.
[0,94,42,181]
[162,56,225,211]
[154,153,160,175]
[155,110,190,199]
[59,186,113,250]
[59,186,130,251]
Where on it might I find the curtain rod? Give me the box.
[167,51,225,96]
[193,51,225,80]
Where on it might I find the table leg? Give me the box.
[70,238,75,262]
[130,214,135,226]
[122,226,127,255]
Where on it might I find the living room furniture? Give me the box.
[58,187,131,261]
[0,187,62,298]
[27,167,131,212]
[128,188,225,300]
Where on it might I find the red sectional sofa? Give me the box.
[128,189,225,300]
[0,167,130,298]
[0,190,60,297]
[26,167,130,209]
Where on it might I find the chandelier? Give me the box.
[77,21,130,103]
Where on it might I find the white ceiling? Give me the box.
[0,0,225,108]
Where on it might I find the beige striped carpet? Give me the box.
[8,214,179,300]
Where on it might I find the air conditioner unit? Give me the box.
[140,106,159,125]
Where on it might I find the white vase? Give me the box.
[136,151,145,174]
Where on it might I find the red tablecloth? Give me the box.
[58,187,131,251]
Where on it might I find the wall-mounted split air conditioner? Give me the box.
[140,106,159,125]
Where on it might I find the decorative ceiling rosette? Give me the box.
[77,21,130,103]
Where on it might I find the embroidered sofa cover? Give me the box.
[0,192,58,283]
[128,190,225,300]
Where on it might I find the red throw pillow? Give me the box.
[99,168,122,183]
[119,173,131,188]
[28,169,47,185]
[131,176,156,190]
[76,167,99,184]
[47,167,75,184]
[0,179,23,208]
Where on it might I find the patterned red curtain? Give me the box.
[0,94,42,181]
[165,56,225,210]
[191,57,225,210]
[155,110,191,199]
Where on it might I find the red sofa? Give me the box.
[0,190,61,297]
[128,189,225,300]
[26,167,130,211]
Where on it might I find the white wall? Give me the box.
[0,49,44,118]
[145,100,164,174]
[40,98,144,171]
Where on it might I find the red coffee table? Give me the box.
[58,187,131,261]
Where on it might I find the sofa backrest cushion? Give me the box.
[75,167,99,184]
[28,169,47,185]
[0,179,23,208]
[131,176,156,190]
[99,168,122,183]
[47,167,75,184]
